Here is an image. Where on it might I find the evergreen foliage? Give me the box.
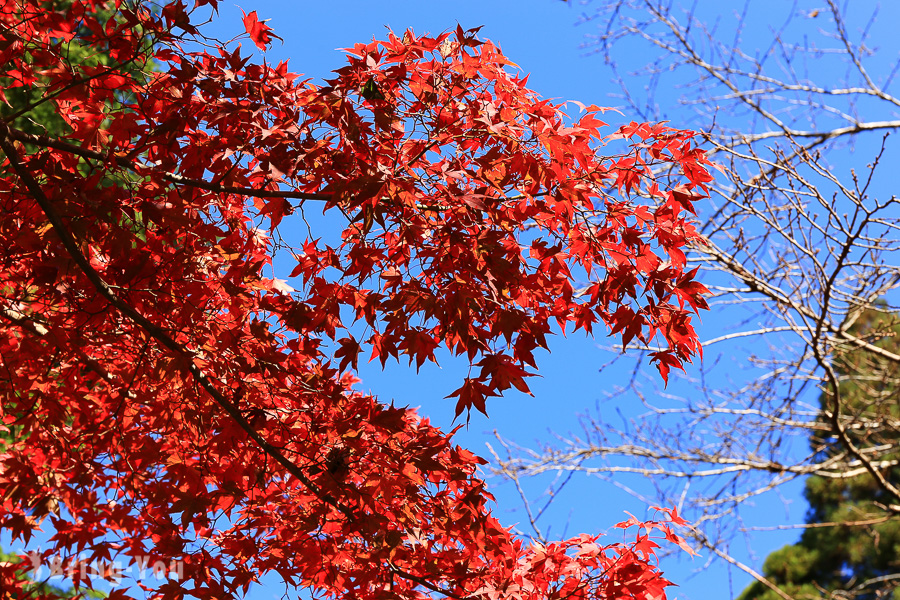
[739,308,900,600]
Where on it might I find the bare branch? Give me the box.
[495,2,900,597]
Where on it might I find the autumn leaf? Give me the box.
[241,9,281,51]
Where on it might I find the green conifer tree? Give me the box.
[739,309,900,600]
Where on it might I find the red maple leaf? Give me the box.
[241,9,281,51]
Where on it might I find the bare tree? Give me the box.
[489,2,900,598]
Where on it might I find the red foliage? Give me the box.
[241,10,280,51]
[0,2,712,598]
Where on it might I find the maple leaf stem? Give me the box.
[4,125,332,202]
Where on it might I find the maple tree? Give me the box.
[0,1,713,599]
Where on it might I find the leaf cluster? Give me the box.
[0,2,713,599]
